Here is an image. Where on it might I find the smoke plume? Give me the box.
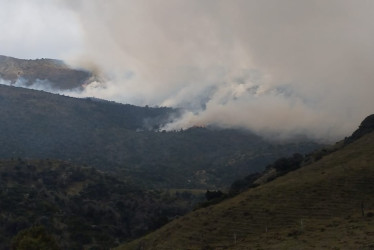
[59,1,374,141]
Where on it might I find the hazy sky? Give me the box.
[0,0,82,59]
[1,0,374,141]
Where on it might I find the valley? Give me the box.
[0,83,319,189]
[120,118,374,249]
[0,55,372,249]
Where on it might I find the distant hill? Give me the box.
[0,55,91,90]
[120,118,374,249]
[345,114,374,144]
[0,84,320,189]
[0,159,193,250]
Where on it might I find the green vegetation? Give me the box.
[0,159,198,249]
[3,55,374,249]
[11,226,59,250]
[228,114,374,197]
[1,58,374,249]
[119,131,374,249]
[0,84,320,189]
[0,55,91,90]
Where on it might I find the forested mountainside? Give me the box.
[120,116,374,250]
[0,84,320,189]
[0,55,91,90]
[0,159,196,250]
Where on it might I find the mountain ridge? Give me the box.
[0,55,91,90]
[0,84,320,189]
[119,119,374,249]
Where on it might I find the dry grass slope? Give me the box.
[119,132,374,250]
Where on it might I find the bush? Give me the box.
[205,190,224,201]
[11,226,60,250]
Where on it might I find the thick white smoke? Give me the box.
[7,0,374,142]
[0,0,82,59]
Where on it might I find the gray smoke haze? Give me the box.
[0,0,82,59]
[8,0,374,142]
[61,0,374,142]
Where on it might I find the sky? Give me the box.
[1,0,374,142]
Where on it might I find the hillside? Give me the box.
[120,129,374,249]
[0,159,194,250]
[0,55,91,90]
[0,84,319,189]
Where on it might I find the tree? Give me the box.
[205,190,224,201]
[11,226,59,250]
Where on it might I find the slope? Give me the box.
[0,84,319,189]
[0,159,191,250]
[120,130,374,249]
[0,55,91,90]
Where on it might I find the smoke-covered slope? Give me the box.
[0,84,319,189]
[120,120,374,249]
[0,55,91,90]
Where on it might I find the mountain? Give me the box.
[0,84,320,189]
[120,117,374,249]
[0,159,194,250]
[345,114,374,144]
[0,55,91,90]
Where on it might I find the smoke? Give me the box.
[0,77,82,95]
[17,0,374,141]
[0,0,83,59]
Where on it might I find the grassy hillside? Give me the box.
[0,84,319,189]
[0,55,91,90]
[120,131,374,249]
[0,159,197,250]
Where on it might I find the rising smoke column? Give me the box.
[61,0,374,142]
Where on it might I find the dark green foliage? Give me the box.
[229,172,261,196]
[268,153,304,173]
[205,190,224,201]
[11,226,59,250]
[228,153,305,196]
[228,115,374,197]
[0,84,320,189]
[119,129,374,250]
[295,114,374,166]
[0,159,191,249]
[195,190,228,209]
